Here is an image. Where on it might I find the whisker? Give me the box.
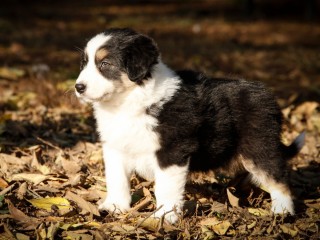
[74,46,84,54]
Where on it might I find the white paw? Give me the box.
[154,203,182,224]
[98,198,130,214]
[270,191,294,215]
[271,199,294,215]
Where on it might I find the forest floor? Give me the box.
[0,1,319,239]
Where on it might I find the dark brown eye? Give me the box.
[100,60,111,69]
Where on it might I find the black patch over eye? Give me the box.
[80,53,88,70]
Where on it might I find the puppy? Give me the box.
[75,28,304,223]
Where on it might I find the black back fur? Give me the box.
[154,70,287,181]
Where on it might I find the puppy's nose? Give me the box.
[75,83,86,94]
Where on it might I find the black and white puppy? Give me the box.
[75,28,304,223]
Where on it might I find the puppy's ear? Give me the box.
[123,35,159,83]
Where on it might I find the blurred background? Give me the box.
[0,0,320,148]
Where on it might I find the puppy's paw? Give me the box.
[98,198,130,214]
[271,199,294,215]
[271,191,294,215]
[154,203,183,224]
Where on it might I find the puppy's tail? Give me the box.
[281,131,306,160]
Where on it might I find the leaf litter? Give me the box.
[1,0,320,239]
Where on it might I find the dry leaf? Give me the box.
[200,217,220,226]
[226,187,239,207]
[248,208,270,216]
[28,197,71,211]
[0,177,9,189]
[64,231,93,240]
[247,221,257,229]
[11,173,49,185]
[0,153,27,165]
[200,217,231,236]
[279,224,298,237]
[137,217,161,232]
[65,191,100,216]
[17,182,27,200]
[304,198,320,210]
[210,201,227,213]
[61,158,81,174]
[212,221,231,236]
[201,226,215,240]
[6,199,40,230]
[16,233,31,240]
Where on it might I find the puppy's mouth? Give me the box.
[76,91,112,103]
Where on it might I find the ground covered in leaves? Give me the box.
[0,0,320,239]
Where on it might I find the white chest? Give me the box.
[96,109,159,149]
[94,105,160,180]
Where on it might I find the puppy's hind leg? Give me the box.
[241,156,294,215]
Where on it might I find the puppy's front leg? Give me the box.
[99,145,131,214]
[154,164,189,224]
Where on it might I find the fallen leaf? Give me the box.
[0,67,25,80]
[35,223,47,240]
[210,201,227,213]
[137,217,161,232]
[279,224,298,237]
[63,231,93,240]
[65,191,100,216]
[16,233,31,240]
[28,197,71,211]
[247,221,257,229]
[226,187,239,207]
[211,220,231,236]
[200,217,231,236]
[304,198,320,209]
[0,177,9,189]
[6,199,40,230]
[47,222,60,240]
[17,182,27,200]
[201,226,215,240]
[11,173,49,185]
[61,158,81,175]
[103,222,135,234]
[248,208,270,216]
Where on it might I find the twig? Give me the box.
[134,205,163,230]
[0,183,17,196]
[35,136,61,150]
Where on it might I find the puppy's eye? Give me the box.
[100,60,111,69]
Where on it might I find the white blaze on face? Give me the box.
[76,34,115,102]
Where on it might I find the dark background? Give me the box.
[1,0,320,105]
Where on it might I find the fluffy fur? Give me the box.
[75,28,304,223]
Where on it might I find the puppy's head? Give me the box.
[75,28,159,103]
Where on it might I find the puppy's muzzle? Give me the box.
[75,83,86,94]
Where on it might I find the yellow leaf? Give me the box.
[279,224,298,237]
[16,233,30,240]
[28,197,70,211]
[247,221,256,229]
[201,226,215,240]
[212,220,231,236]
[248,208,270,216]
